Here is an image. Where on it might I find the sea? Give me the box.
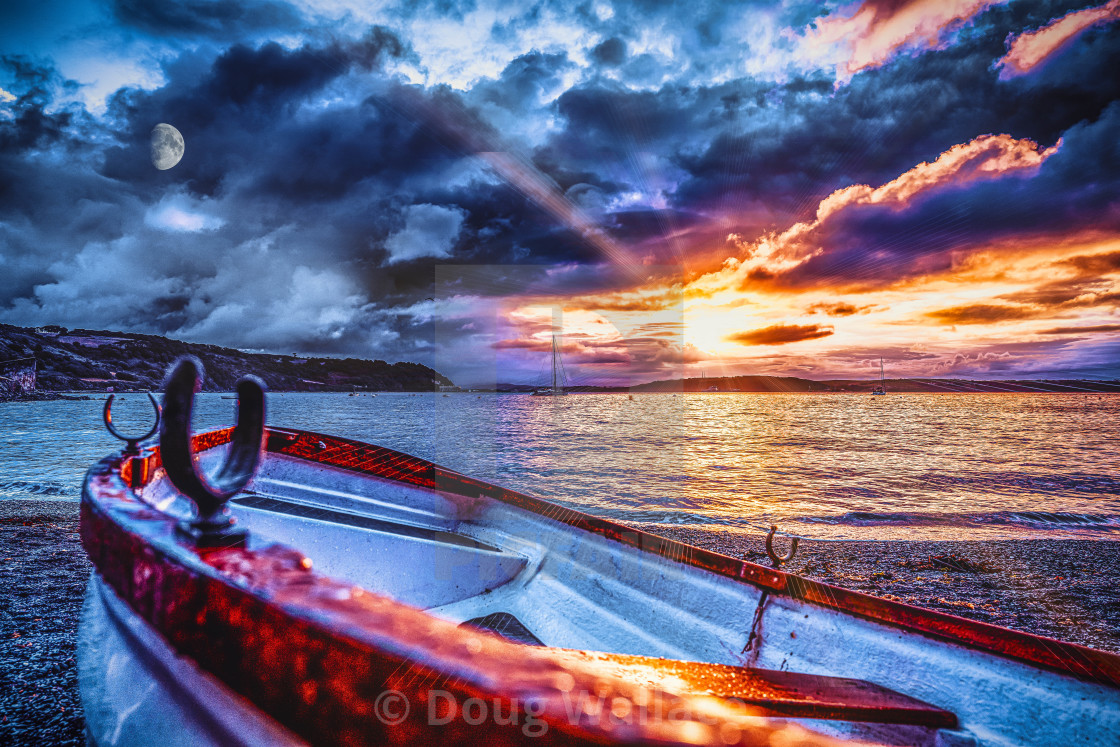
[2,392,1118,541]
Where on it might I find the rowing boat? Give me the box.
[78,357,1119,746]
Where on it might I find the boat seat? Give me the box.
[461,612,545,646]
[550,650,957,728]
[458,614,955,727]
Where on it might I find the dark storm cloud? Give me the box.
[0,33,545,359]
[526,3,1120,264]
[3,0,1119,379]
[726,324,834,345]
[591,38,627,67]
[0,55,84,152]
[0,26,657,362]
[0,56,112,300]
[112,0,307,40]
[770,99,1120,290]
[471,51,574,112]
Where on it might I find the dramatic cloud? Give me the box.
[384,204,467,264]
[926,303,1043,324]
[683,132,1060,296]
[999,0,1120,78]
[808,0,1004,78]
[726,324,834,346]
[807,302,874,316]
[1,0,1118,382]
[1042,324,1120,334]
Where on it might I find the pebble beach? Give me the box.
[2,499,1117,745]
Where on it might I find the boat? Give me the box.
[79,357,1120,746]
[530,332,568,396]
[871,358,886,395]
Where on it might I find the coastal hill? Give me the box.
[633,375,830,393]
[0,324,452,395]
[635,375,1120,394]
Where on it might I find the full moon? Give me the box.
[151,123,185,170]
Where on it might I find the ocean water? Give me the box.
[2,392,1118,541]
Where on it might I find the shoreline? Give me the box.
[4,389,1120,403]
[1,500,1117,744]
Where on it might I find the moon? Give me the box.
[151,123,184,170]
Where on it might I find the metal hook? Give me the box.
[765,525,799,569]
[160,356,266,547]
[103,392,161,455]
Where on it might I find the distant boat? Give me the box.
[871,357,886,395]
[531,332,568,396]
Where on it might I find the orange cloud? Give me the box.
[810,0,1004,78]
[1042,324,1120,335]
[726,324,834,346]
[712,133,1059,289]
[807,301,875,316]
[998,0,1120,78]
[815,133,1058,218]
[926,303,1042,324]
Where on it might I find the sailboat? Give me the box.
[531,333,568,396]
[871,357,886,395]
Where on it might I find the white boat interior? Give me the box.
[120,440,1119,747]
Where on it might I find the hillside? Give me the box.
[635,375,1120,394]
[0,324,452,395]
[633,375,831,393]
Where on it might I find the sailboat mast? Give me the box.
[880,357,884,383]
[552,334,558,392]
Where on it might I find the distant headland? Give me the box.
[0,324,452,399]
[493,374,1119,394]
[629,375,1120,394]
[3,324,1117,399]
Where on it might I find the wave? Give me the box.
[799,510,1120,532]
[915,471,1120,496]
[0,480,74,499]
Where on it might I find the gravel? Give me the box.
[641,524,1120,653]
[1,500,1116,745]
[0,500,87,746]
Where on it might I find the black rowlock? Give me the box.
[159,356,266,548]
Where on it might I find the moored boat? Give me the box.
[78,358,1120,746]
[531,332,568,396]
[871,359,886,396]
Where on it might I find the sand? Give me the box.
[1,500,1117,745]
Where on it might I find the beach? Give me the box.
[2,500,1118,745]
[1,501,87,746]
[644,525,1120,654]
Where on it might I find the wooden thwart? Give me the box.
[552,650,959,728]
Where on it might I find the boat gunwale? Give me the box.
[118,425,1120,690]
[83,447,863,746]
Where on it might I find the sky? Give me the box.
[1,0,1118,387]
